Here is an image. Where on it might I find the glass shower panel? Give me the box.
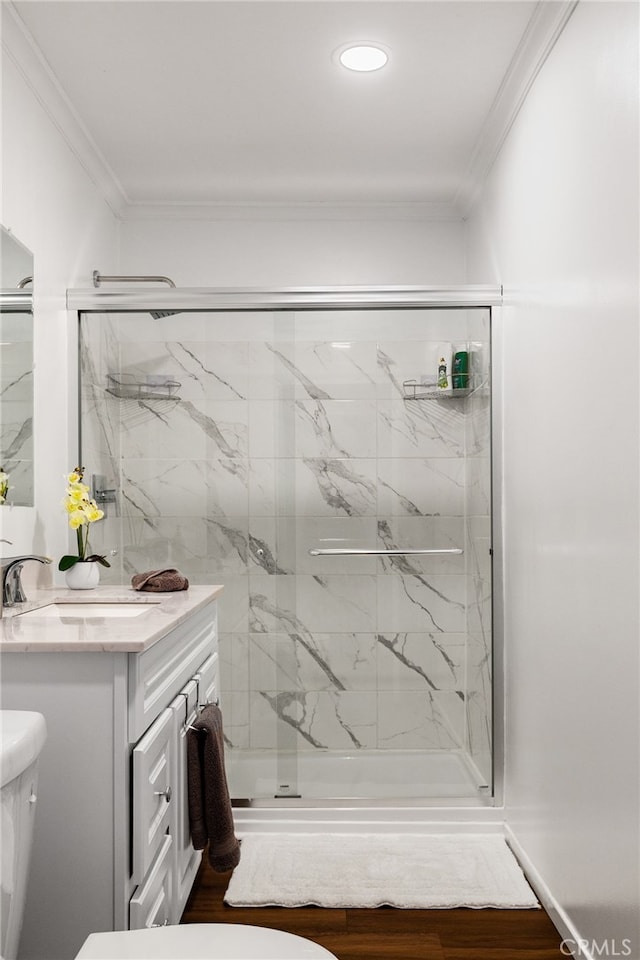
[78,308,300,799]
[248,307,493,800]
[78,304,492,802]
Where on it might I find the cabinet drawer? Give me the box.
[195,653,219,707]
[131,709,173,886]
[128,602,217,742]
[129,834,173,930]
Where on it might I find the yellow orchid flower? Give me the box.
[59,466,111,571]
[0,467,9,504]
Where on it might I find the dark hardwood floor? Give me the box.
[182,858,566,959]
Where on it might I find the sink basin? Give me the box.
[19,602,159,619]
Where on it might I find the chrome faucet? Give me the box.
[1,555,52,608]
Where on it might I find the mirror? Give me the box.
[0,226,34,507]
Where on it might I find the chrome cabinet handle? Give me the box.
[153,786,172,803]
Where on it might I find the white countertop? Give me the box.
[0,584,223,653]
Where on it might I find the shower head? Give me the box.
[92,270,182,319]
[149,309,181,320]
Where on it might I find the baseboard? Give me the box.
[505,825,594,960]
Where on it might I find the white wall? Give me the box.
[466,3,639,955]
[119,214,465,287]
[1,7,119,566]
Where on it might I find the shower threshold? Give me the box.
[227,747,490,804]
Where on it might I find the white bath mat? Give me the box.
[225,833,539,909]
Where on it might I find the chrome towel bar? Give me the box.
[308,548,463,557]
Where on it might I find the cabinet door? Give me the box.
[129,834,173,930]
[169,680,201,923]
[131,708,173,886]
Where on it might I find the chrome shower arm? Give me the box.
[92,271,176,288]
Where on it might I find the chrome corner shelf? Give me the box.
[106,373,181,401]
[402,379,472,400]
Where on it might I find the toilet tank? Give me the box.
[0,711,47,960]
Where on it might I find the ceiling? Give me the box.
[11,0,538,207]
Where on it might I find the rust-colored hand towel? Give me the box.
[186,704,240,872]
[131,568,189,592]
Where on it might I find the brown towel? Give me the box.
[186,704,240,872]
[131,568,189,592]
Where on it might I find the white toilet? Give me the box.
[75,923,338,959]
[0,710,47,960]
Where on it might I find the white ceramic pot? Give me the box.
[65,561,100,590]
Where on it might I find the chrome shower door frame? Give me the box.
[73,285,504,810]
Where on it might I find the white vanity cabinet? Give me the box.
[0,588,221,960]
[129,649,220,930]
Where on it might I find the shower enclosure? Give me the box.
[75,287,496,805]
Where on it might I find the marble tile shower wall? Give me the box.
[79,309,492,760]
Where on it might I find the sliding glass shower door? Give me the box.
[79,302,493,802]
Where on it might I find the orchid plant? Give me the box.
[58,467,111,571]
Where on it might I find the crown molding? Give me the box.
[0,3,459,224]
[120,200,462,222]
[455,0,579,218]
[3,0,578,225]
[2,2,129,219]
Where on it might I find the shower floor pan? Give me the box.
[226,748,488,802]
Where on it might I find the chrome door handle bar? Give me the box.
[308,548,463,556]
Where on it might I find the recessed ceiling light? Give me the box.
[335,43,389,73]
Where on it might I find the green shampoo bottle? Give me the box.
[452,351,469,390]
